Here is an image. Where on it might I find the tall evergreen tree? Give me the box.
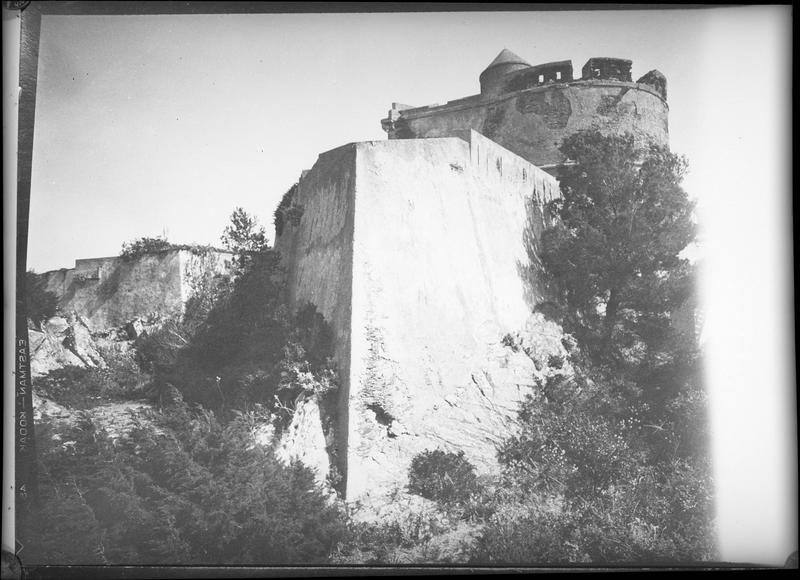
[221,207,269,271]
[541,131,696,370]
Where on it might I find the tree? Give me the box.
[541,131,696,366]
[221,207,269,271]
[25,270,59,326]
[475,131,716,564]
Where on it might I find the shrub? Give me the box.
[274,183,304,237]
[471,477,715,565]
[23,406,347,565]
[408,450,479,506]
[332,506,451,564]
[176,257,338,416]
[470,512,585,564]
[120,236,173,260]
[484,367,716,564]
[25,270,59,325]
[36,356,144,410]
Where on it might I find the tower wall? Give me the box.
[276,132,563,500]
[273,143,357,371]
[273,143,358,485]
[383,80,668,170]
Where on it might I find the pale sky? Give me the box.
[26,6,794,566]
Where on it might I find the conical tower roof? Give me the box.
[482,48,531,72]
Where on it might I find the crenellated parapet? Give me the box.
[382,50,669,172]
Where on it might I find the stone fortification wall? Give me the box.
[273,143,357,482]
[382,55,669,171]
[274,144,356,368]
[38,249,234,331]
[346,131,560,499]
[276,131,565,500]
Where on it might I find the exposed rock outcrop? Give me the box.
[29,314,142,377]
[30,315,104,376]
[276,395,331,486]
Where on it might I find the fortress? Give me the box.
[34,50,670,503]
[382,50,668,173]
[276,50,670,500]
[275,130,561,499]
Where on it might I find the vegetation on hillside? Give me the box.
[273,183,304,238]
[221,207,270,271]
[337,132,714,565]
[24,208,347,564]
[401,131,712,564]
[25,131,714,566]
[120,233,238,258]
[23,408,345,565]
[35,353,145,410]
[120,235,174,259]
[407,450,479,507]
[25,270,59,325]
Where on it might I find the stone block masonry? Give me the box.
[276,130,563,500]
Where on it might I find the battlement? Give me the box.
[481,53,663,99]
[501,60,575,94]
[581,57,632,83]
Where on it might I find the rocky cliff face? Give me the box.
[29,314,137,377]
[29,305,336,491]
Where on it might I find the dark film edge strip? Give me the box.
[15,2,41,558]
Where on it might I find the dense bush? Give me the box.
[22,405,346,565]
[464,131,716,564]
[187,249,288,374]
[470,365,716,564]
[407,450,479,506]
[108,212,337,422]
[332,511,453,564]
[120,236,173,259]
[471,457,715,565]
[36,355,144,410]
[25,270,59,325]
[273,183,304,237]
[144,248,340,424]
[25,207,349,565]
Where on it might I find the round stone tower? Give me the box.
[479,48,533,97]
[382,50,670,173]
